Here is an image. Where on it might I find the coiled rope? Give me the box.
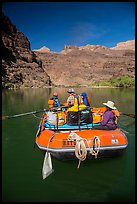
[91,136,100,159]
[68,132,100,168]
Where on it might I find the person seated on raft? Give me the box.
[51,92,61,109]
[62,89,85,111]
[66,88,76,106]
[92,100,118,130]
[81,92,91,107]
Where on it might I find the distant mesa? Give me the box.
[33,46,51,53]
[60,44,111,55]
[33,40,135,54]
[110,40,135,50]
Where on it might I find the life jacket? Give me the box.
[81,92,90,106]
[67,94,86,111]
[91,106,120,124]
[48,99,54,108]
[48,96,60,108]
[112,109,120,124]
[91,106,106,114]
[74,94,83,106]
[67,104,87,112]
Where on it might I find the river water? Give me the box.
[2,87,135,202]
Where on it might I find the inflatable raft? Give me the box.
[35,110,128,161]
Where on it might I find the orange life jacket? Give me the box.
[91,106,120,124]
[48,99,54,108]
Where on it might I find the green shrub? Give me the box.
[4,82,15,89]
[93,76,135,88]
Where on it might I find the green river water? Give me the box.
[2,87,135,202]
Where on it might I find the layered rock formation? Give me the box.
[2,13,52,89]
[34,42,135,86]
[33,46,51,53]
[2,13,135,88]
[111,40,135,50]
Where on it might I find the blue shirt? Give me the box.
[51,96,61,107]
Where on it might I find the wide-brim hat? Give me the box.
[103,100,117,109]
[67,88,75,93]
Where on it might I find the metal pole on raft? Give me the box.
[91,109,93,128]
[56,111,59,132]
[77,95,81,131]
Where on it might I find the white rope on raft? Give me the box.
[68,132,100,168]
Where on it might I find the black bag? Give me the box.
[80,107,92,124]
[67,107,92,126]
[67,111,79,126]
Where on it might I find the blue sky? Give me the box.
[2,2,135,52]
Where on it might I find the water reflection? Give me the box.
[2,87,135,114]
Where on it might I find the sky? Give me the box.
[2,2,135,52]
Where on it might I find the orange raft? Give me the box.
[35,126,128,161]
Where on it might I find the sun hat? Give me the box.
[67,88,75,93]
[53,92,58,96]
[103,100,116,109]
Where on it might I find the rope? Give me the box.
[32,113,43,119]
[68,132,100,168]
[90,136,100,159]
[68,132,87,168]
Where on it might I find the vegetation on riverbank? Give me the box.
[92,76,135,88]
[3,76,135,90]
[55,76,135,88]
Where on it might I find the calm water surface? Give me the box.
[2,87,135,202]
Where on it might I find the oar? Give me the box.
[120,112,135,118]
[2,109,47,120]
[91,106,135,119]
[2,104,71,120]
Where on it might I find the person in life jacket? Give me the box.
[67,88,76,106]
[48,92,61,109]
[92,100,118,130]
[81,92,91,106]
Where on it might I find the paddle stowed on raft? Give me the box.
[2,109,47,120]
[2,106,67,120]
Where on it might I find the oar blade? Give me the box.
[42,152,54,179]
[2,116,8,120]
[122,113,135,118]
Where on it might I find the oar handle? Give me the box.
[120,112,135,118]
